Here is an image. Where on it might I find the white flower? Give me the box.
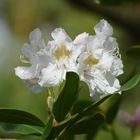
[76,19,123,100]
[15,19,123,99]
[38,28,81,87]
[94,19,113,36]
[15,29,52,92]
[15,28,81,91]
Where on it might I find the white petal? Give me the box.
[39,40,46,49]
[94,19,113,36]
[86,37,104,59]
[31,51,53,66]
[29,28,42,44]
[88,75,105,100]
[51,28,72,44]
[15,66,35,80]
[99,53,114,70]
[78,52,88,70]
[85,69,121,100]
[93,70,109,93]
[65,58,78,73]
[46,40,56,55]
[24,79,43,93]
[111,57,123,76]
[39,64,64,87]
[21,43,32,59]
[28,84,43,93]
[73,32,89,44]
[105,72,121,93]
[71,44,84,62]
[87,36,100,50]
[87,36,104,53]
[104,37,118,51]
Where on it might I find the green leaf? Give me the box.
[53,72,79,122]
[42,116,53,140]
[71,100,93,115]
[98,94,121,124]
[79,94,111,116]
[71,81,92,115]
[70,113,104,134]
[43,116,73,140]
[0,109,45,127]
[0,132,25,139]
[45,95,112,140]
[56,95,112,139]
[120,74,140,92]
[44,126,64,140]
[127,45,140,58]
[57,113,104,139]
[13,124,43,136]
[0,124,42,139]
[78,81,91,101]
[0,133,41,140]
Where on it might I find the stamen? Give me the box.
[84,54,99,66]
[53,43,70,60]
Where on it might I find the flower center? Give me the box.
[84,54,99,66]
[53,43,70,60]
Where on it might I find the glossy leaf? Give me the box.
[0,124,43,139]
[120,74,140,92]
[0,132,25,139]
[57,113,104,139]
[71,100,93,115]
[78,81,91,101]
[13,124,43,136]
[45,95,112,140]
[56,94,111,128]
[0,133,41,140]
[70,113,104,134]
[53,72,79,122]
[56,95,112,139]
[0,109,45,127]
[98,94,121,124]
[42,116,53,140]
[71,81,92,114]
[44,126,65,140]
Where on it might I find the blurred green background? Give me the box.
[0,0,140,139]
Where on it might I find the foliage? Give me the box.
[0,72,139,139]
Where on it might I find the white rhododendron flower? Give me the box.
[75,19,123,100]
[15,29,50,92]
[38,28,82,87]
[15,19,123,100]
[15,28,81,90]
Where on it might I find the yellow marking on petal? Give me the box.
[53,43,70,60]
[20,55,30,63]
[84,54,99,66]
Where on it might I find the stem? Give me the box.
[47,88,55,115]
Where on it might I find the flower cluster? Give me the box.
[15,19,123,100]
